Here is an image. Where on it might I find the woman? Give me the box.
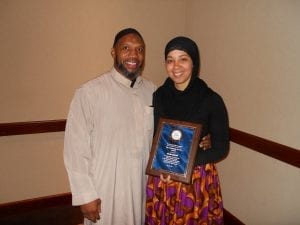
[145,36,229,225]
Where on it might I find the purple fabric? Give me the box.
[145,164,224,225]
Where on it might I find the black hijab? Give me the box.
[155,36,210,122]
[164,36,200,79]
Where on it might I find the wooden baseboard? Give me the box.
[0,193,72,217]
[0,193,82,225]
[224,208,245,225]
[0,193,244,225]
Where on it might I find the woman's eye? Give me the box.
[166,59,173,64]
[180,57,188,62]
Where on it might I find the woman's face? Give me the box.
[165,49,193,91]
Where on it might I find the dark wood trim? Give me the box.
[230,128,300,168]
[0,193,82,225]
[224,208,245,225]
[0,120,299,168]
[0,193,243,225]
[0,192,72,217]
[0,119,66,136]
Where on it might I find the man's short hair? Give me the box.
[113,28,144,47]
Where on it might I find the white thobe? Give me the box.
[64,68,156,225]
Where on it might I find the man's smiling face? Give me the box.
[111,33,145,80]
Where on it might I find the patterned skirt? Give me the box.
[145,163,224,225]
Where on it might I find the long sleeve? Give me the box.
[63,88,98,205]
[196,93,229,165]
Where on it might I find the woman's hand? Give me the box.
[160,174,172,184]
[80,199,101,223]
[199,134,211,150]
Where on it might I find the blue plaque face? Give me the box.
[152,124,194,175]
[146,118,202,184]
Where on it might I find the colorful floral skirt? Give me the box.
[145,163,224,225]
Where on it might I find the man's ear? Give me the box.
[111,48,115,58]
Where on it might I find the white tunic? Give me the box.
[64,68,156,225]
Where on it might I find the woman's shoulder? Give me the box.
[154,78,172,95]
[195,79,226,109]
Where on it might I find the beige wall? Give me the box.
[186,1,300,224]
[0,0,186,122]
[1,0,300,224]
[0,0,186,202]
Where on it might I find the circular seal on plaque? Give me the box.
[171,130,182,141]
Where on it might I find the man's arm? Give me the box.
[64,88,99,205]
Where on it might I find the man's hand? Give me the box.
[80,199,101,223]
[199,134,211,150]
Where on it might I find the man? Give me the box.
[64,28,156,225]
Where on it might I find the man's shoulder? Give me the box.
[80,71,112,89]
[72,71,113,100]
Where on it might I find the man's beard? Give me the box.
[115,57,143,80]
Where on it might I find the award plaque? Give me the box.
[146,118,202,184]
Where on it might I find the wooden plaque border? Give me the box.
[146,118,202,184]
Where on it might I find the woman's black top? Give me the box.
[152,77,229,166]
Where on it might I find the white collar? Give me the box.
[111,67,142,88]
